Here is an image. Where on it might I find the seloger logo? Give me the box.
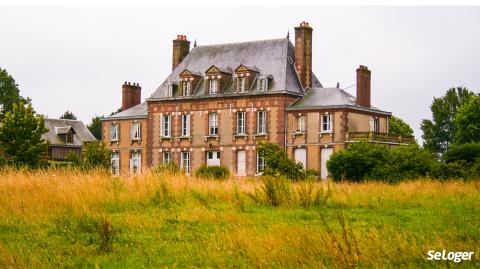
[427,250,474,263]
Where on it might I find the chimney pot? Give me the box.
[172,34,190,71]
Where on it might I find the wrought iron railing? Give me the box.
[347,132,415,144]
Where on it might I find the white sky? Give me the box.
[0,6,479,140]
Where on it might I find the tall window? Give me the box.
[111,152,120,175]
[256,153,265,174]
[163,152,172,164]
[182,81,190,96]
[209,79,218,94]
[131,122,141,140]
[181,152,190,175]
[110,123,119,141]
[161,115,171,137]
[297,116,306,132]
[209,113,218,135]
[238,77,246,92]
[166,84,174,97]
[321,114,333,133]
[237,112,246,135]
[130,152,141,175]
[374,118,380,133]
[182,114,190,136]
[257,110,266,134]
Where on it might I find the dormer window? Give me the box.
[238,77,246,93]
[258,76,272,92]
[66,132,74,144]
[166,83,177,97]
[209,79,218,94]
[182,81,191,96]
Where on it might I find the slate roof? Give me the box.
[105,102,148,120]
[43,119,96,147]
[287,87,391,115]
[148,38,322,100]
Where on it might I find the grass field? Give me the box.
[0,169,478,268]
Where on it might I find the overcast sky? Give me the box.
[1,6,479,140]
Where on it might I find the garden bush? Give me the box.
[257,142,305,180]
[443,143,480,164]
[195,165,230,180]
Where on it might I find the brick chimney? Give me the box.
[356,65,371,108]
[122,82,141,111]
[172,35,190,71]
[294,21,313,89]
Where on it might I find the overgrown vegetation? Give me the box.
[0,169,478,268]
[257,142,306,180]
[195,165,230,180]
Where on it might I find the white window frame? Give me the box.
[321,114,333,133]
[238,77,246,93]
[130,151,141,175]
[182,81,190,96]
[374,118,380,133]
[110,123,119,141]
[257,110,267,134]
[297,116,306,132]
[181,151,190,175]
[182,114,190,136]
[111,152,120,175]
[237,111,246,135]
[163,152,172,164]
[161,115,171,137]
[209,112,218,136]
[256,153,265,174]
[166,84,174,97]
[209,79,218,94]
[258,78,268,92]
[131,122,141,140]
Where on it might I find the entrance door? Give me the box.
[207,151,220,166]
[237,150,246,176]
[294,148,307,169]
[321,148,333,180]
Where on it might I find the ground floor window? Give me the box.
[256,153,265,174]
[163,151,172,164]
[206,151,220,166]
[111,152,119,175]
[294,148,307,169]
[130,151,141,175]
[181,152,190,175]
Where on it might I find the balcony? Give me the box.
[347,132,415,145]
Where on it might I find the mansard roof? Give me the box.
[148,38,322,100]
[287,87,391,115]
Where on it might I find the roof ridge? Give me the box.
[193,37,287,49]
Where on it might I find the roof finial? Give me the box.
[336,82,340,89]
[287,30,290,39]
[194,38,197,47]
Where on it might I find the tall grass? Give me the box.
[0,168,478,268]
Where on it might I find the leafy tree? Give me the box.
[421,87,475,155]
[88,115,103,140]
[389,115,414,137]
[0,67,30,118]
[0,102,48,167]
[454,96,480,144]
[443,143,480,164]
[82,142,111,170]
[59,110,77,120]
[257,142,305,180]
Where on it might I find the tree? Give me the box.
[82,142,111,170]
[421,87,476,155]
[0,102,48,167]
[454,96,480,144]
[257,142,305,180]
[0,67,30,118]
[59,110,77,120]
[88,115,103,140]
[389,115,414,137]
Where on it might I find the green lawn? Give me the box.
[0,170,478,268]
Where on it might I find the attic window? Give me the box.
[182,81,191,96]
[258,77,271,92]
[166,83,177,97]
[238,77,246,93]
[66,132,74,144]
[209,79,218,94]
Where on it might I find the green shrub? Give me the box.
[430,161,469,180]
[82,142,111,170]
[443,143,480,164]
[369,145,435,182]
[248,176,293,206]
[195,165,230,180]
[66,151,82,167]
[152,162,181,175]
[327,142,389,182]
[257,142,305,180]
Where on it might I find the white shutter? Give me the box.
[329,115,333,132]
[129,158,133,174]
[138,154,142,174]
[369,117,374,132]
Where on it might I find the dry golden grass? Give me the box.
[0,168,479,268]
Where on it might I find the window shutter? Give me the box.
[138,153,142,173]
[329,115,333,132]
[129,157,133,174]
[369,117,374,132]
[160,114,163,137]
